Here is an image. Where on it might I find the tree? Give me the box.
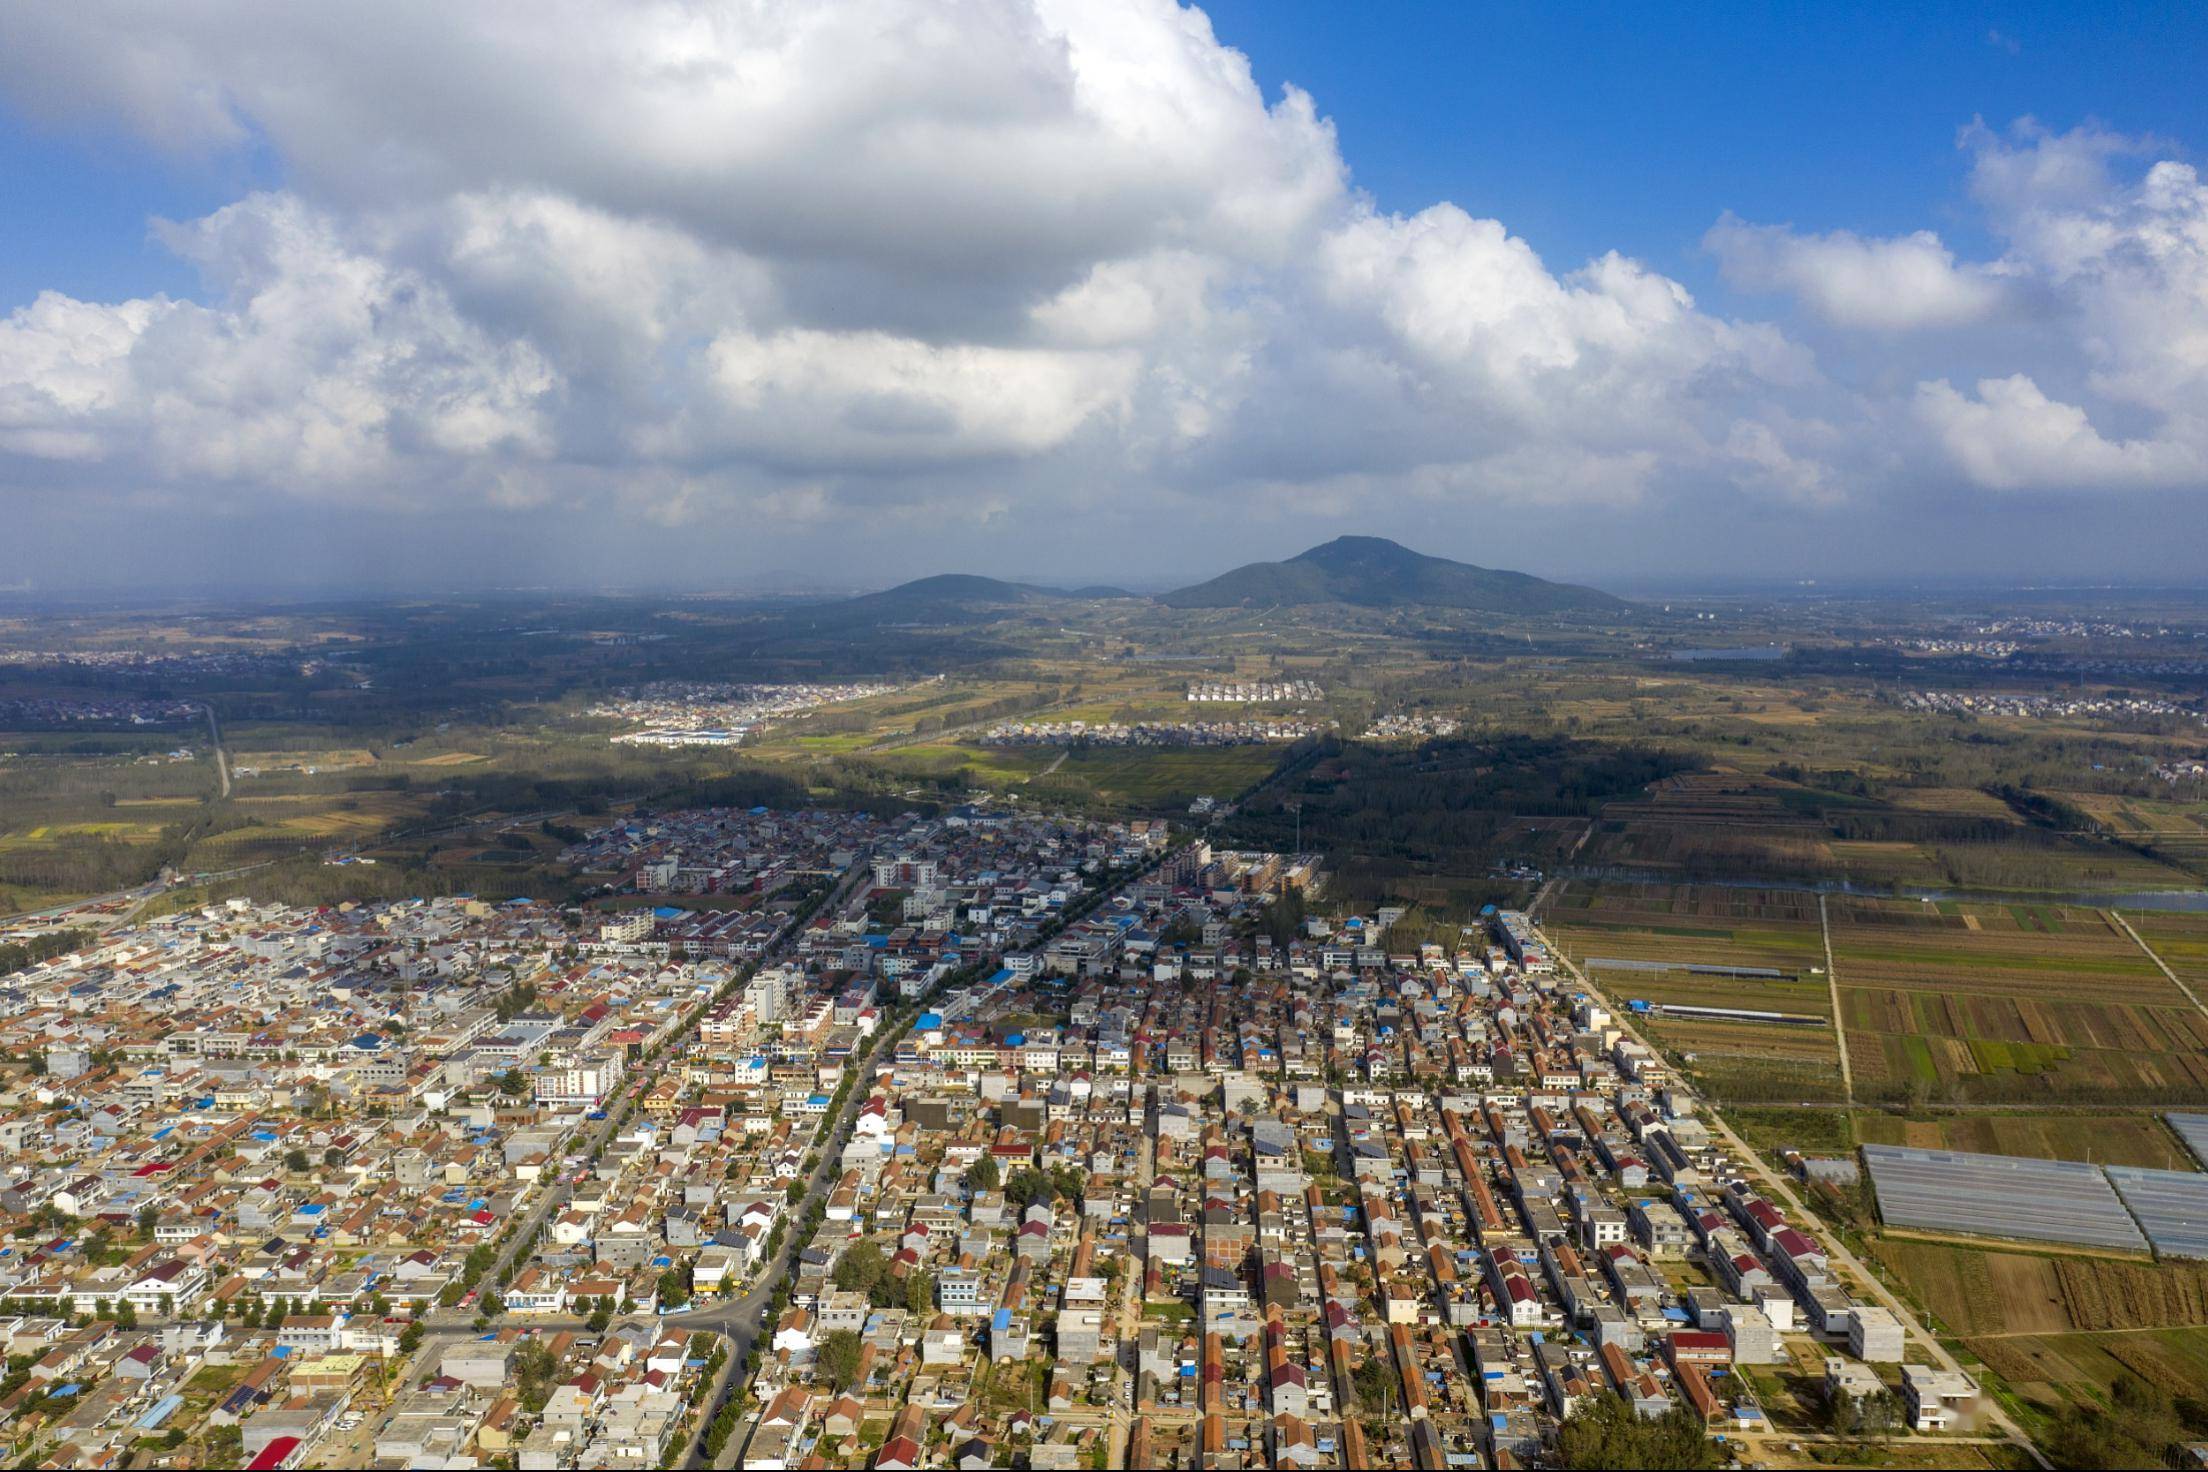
[283,1148,311,1173]
[115,1298,138,1330]
[904,1268,936,1318]
[1002,1167,1052,1211]
[1352,1354,1396,1417]
[832,1239,887,1294]
[399,1322,425,1355]
[203,1424,245,1469]
[1555,1397,1718,1471]
[967,1154,1000,1191]
[513,1337,559,1412]
[2043,1374,2187,1469]
[818,1329,863,1392]
[1824,1386,1900,1444]
[136,1205,158,1238]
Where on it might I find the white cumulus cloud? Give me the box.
[0,4,2203,578]
[1706,215,2008,330]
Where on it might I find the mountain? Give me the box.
[1159,536,1624,614]
[779,574,1136,630]
[854,574,1134,609]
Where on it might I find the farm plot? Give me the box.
[1967,1327,2208,1418]
[189,791,432,867]
[1832,899,2208,1103]
[2127,911,2208,994]
[1580,777,1846,882]
[1869,1239,2208,1338]
[2056,791,2208,871]
[1547,880,1843,1099]
[1850,1111,2192,1171]
[1543,879,1825,971]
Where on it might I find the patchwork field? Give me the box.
[1831,899,2208,1104]
[1728,1107,2191,1171]
[1870,1239,2208,1338]
[1968,1328,2208,1416]
[190,790,434,866]
[2057,790,2208,873]
[2126,911,2208,993]
[1578,770,2199,893]
[1544,880,1845,1098]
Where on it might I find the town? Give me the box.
[0,797,2030,1469]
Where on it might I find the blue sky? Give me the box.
[2,1,2207,591]
[1205,1,2208,290]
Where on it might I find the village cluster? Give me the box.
[0,651,322,680]
[1896,689,2204,725]
[588,682,908,748]
[1359,714,1463,742]
[0,791,1996,1469]
[983,720,1332,749]
[1184,683,1324,705]
[0,697,200,727]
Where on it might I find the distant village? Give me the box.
[984,720,1333,749]
[1897,689,2205,725]
[588,682,910,748]
[1185,683,1324,705]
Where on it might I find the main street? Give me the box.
[683,842,1184,1470]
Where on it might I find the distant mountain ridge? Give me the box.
[1160,535,1624,613]
[854,574,1136,610]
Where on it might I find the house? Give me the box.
[506,1268,567,1316]
[1902,1365,1979,1431]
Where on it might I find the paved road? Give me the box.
[684,846,1183,1468]
[311,848,878,1471]
[2111,909,2208,1023]
[1535,917,2052,1470]
[203,703,232,799]
[1819,893,1854,1104]
[690,1000,898,1471]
